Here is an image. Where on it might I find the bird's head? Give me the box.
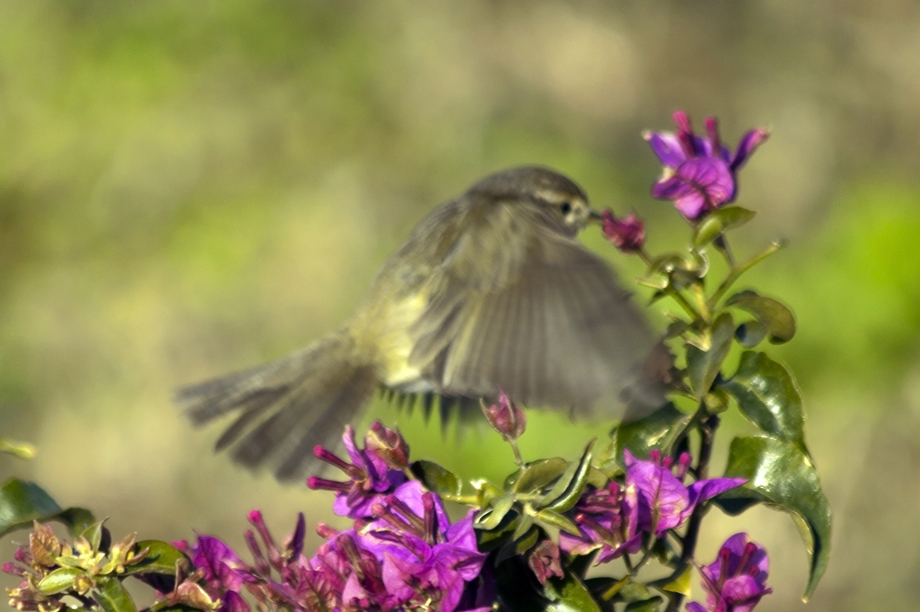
[468,166,597,234]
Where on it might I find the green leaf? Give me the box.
[0,479,61,537]
[495,526,540,565]
[511,513,535,542]
[0,478,96,539]
[411,460,461,497]
[37,567,83,595]
[93,577,138,612]
[687,312,734,399]
[724,290,796,344]
[58,508,97,536]
[545,440,595,512]
[123,540,187,576]
[476,494,515,530]
[512,458,569,494]
[82,520,106,552]
[537,440,595,511]
[534,508,580,535]
[718,436,831,600]
[612,403,690,461]
[0,438,37,459]
[624,598,664,612]
[544,572,603,612]
[693,206,757,248]
[735,320,768,348]
[721,351,807,455]
[655,565,692,597]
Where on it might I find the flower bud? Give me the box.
[601,209,645,252]
[366,421,410,470]
[481,389,526,441]
[528,540,563,585]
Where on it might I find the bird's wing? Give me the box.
[407,199,662,413]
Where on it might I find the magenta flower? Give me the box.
[646,111,769,220]
[687,533,772,612]
[307,423,407,518]
[363,481,488,612]
[558,481,642,564]
[625,450,746,537]
[174,535,254,600]
[601,209,646,253]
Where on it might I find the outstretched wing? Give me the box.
[407,199,662,413]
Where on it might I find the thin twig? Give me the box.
[665,413,721,612]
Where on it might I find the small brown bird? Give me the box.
[178,166,664,481]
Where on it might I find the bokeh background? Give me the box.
[2,1,919,610]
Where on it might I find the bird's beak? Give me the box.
[588,210,604,225]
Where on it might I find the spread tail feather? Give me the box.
[175,331,379,481]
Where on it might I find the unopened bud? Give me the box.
[601,209,645,253]
[528,540,563,585]
[481,388,526,441]
[366,421,410,470]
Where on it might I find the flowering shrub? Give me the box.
[0,112,831,611]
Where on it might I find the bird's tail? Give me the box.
[176,330,379,481]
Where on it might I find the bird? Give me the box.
[177,166,665,481]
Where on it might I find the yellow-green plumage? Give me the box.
[177,166,664,481]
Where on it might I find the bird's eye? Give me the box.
[559,202,572,215]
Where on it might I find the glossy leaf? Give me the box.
[735,320,767,348]
[725,290,796,344]
[94,578,138,612]
[722,351,807,455]
[495,526,540,565]
[477,494,515,530]
[411,460,461,497]
[545,441,595,512]
[687,312,734,399]
[82,520,106,552]
[538,440,595,511]
[511,513,535,542]
[544,572,603,612]
[123,540,187,576]
[693,206,757,247]
[37,567,83,595]
[512,458,569,494]
[0,479,94,538]
[657,565,692,597]
[624,598,664,612]
[58,508,97,536]
[0,438,37,459]
[718,436,831,600]
[534,508,580,535]
[612,403,690,462]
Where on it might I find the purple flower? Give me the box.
[558,481,642,564]
[307,423,407,519]
[601,209,646,253]
[363,481,488,612]
[307,528,394,610]
[687,533,772,612]
[646,111,769,220]
[366,421,411,471]
[625,450,746,537]
[174,535,254,597]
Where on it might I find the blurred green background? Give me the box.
[2,1,919,610]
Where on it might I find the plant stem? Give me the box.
[708,239,785,308]
[509,440,525,468]
[714,234,736,268]
[665,413,721,612]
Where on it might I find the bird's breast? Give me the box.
[348,279,435,392]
